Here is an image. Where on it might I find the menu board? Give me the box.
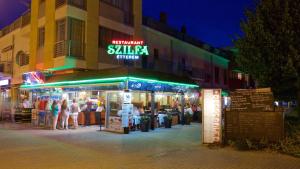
[225,111,284,141]
[121,104,133,127]
[229,88,274,112]
[108,117,123,132]
[202,89,222,144]
[225,88,284,142]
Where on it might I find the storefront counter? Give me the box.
[77,111,105,125]
[15,108,33,123]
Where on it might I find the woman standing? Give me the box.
[70,99,80,129]
[45,99,52,128]
[51,100,59,130]
[61,100,70,130]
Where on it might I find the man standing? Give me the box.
[85,99,92,126]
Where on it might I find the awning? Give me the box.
[20,68,199,90]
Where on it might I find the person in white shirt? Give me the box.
[22,99,30,108]
[60,100,70,130]
[70,99,80,129]
[45,99,52,128]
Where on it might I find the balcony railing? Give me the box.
[56,0,87,10]
[21,11,31,27]
[55,40,85,59]
[0,11,30,38]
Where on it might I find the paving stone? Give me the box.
[0,123,299,169]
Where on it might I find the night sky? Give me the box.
[0,0,253,48]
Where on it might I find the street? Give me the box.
[0,123,299,169]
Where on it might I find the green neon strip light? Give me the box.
[20,76,199,89]
[21,77,128,89]
[128,77,198,87]
[222,91,229,97]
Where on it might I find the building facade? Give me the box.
[0,0,233,111]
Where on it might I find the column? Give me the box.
[44,0,56,69]
[181,92,185,125]
[133,0,142,39]
[150,91,155,130]
[85,0,99,69]
[29,0,39,71]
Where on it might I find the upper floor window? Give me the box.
[182,58,186,69]
[214,67,219,84]
[38,0,46,18]
[16,51,29,66]
[56,19,66,42]
[99,26,132,48]
[55,17,85,58]
[154,48,159,60]
[101,0,124,9]
[38,27,45,48]
[56,0,87,10]
[100,0,134,26]
[69,0,87,10]
[223,69,228,85]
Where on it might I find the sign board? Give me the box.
[108,117,123,132]
[225,88,284,142]
[0,79,9,86]
[123,92,132,104]
[229,88,274,112]
[121,104,133,127]
[202,89,222,144]
[107,40,149,60]
[225,111,284,142]
[22,71,45,85]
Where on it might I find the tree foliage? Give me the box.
[235,0,300,100]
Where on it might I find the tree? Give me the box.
[235,0,300,101]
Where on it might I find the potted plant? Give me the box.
[140,116,150,132]
[184,113,191,125]
[163,114,173,128]
[124,127,130,134]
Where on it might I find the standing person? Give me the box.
[61,100,70,130]
[51,100,59,130]
[70,99,80,129]
[85,99,92,126]
[22,98,30,108]
[34,98,40,109]
[45,99,52,128]
[38,98,46,126]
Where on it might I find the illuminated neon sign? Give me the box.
[23,71,45,85]
[107,40,149,60]
[0,79,9,86]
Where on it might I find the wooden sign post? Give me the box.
[202,89,222,144]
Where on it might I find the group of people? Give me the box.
[31,98,82,130]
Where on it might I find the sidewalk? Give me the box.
[0,123,299,169]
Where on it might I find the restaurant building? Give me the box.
[0,0,234,130]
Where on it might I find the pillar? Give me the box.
[181,92,185,125]
[150,91,155,130]
[133,0,142,39]
[85,0,99,69]
[44,0,56,69]
[29,0,39,71]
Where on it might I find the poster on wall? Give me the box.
[123,92,132,104]
[108,117,123,133]
[121,104,133,127]
[202,89,222,144]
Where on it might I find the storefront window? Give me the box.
[106,92,124,132]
